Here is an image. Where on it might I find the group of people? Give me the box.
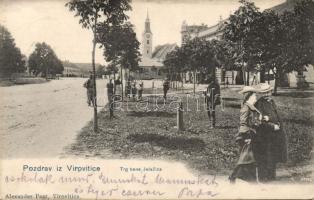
[84,75,146,107]
[230,83,287,183]
[84,75,286,183]
[125,80,144,100]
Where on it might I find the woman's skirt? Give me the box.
[230,141,257,182]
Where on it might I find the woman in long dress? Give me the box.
[229,86,261,183]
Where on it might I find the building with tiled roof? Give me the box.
[180,0,298,44]
[152,43,177,62]
[181,21,208,45]
[180,0,313,86]
[181,16,226,45]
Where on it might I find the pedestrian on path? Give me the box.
[83,75,95,107]
[107,79,114,102]
[126,80,131,98]
[163,79,170,100]
[137,81,144,100]
[254,83,287,182]
[107,79,114,118]
[204,79,221,128]
[131,81,137,100]
[229,86,261,183]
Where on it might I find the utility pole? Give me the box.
[91,10,98,132]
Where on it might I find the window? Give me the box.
[147,40,149,44]
[147,50,149,54]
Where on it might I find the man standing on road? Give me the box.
[137,81,144,100]
[163,79,170,100]
[107,79,114,118]
[205,79,221,128]
[107,79,114,102]
[83,75,95,107]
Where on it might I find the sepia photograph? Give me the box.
[0,0,314,199]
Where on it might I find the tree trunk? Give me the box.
[46,66,49,80]
[175,73,178,90]
[260,67,265,83]
[273,71,279,95]
[240,41,247,86]
[213,65,216,82]
[193,69,196,95]
[128,68,130,81]
[121,66,124,101]
[92,11,98,132]
[221,68,225,84]
[242,66,247,86]
[247,71,250,86]
[113,72,116,94]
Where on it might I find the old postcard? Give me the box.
[0,0,313,199]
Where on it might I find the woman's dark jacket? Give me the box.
[254,96,288,163]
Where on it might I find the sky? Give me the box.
[0,0,285,64]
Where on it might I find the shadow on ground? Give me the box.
[128,133,206,153]
[126,111,176,118]
[277,91,314,98]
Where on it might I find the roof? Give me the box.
[139,43,177,68]
[139,57,163,68]
[268,0,296,14]
[152,43,177,61]
[186,1,297,41]
[187,19,227,40]
[196,20,226,39]
[185,25,208,33]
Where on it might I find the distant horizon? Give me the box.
[1,0,285,64]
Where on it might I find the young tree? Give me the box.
[285,0,314,74]
[223,0,262,85]
[106,62,119,79]
[256,0,314,93]
[96,64,106,77]
[184,38,218,94]
[66,0,132,131]
[163,46,183,88]
[251,10,286,93]
[28,42,64,77]
[0,25,26,77]
[97,22,141,100]
[164,38,218,94]
[210,39,240,84]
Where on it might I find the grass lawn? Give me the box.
[65,87,314,180]
[0,77,48,86]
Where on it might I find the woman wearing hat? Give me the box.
[254,83,287,182]
[229,86,262,183]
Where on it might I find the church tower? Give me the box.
[181,20,189,45]
[142,11,153,58]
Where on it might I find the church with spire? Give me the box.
[138,11,177,79]
[142,11,153,59]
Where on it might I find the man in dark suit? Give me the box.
[254,83,287,182]
[205,79,221,128]
[163,79,170,100]
[83,75,95,107]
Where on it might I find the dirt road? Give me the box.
[0,78,108,158]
